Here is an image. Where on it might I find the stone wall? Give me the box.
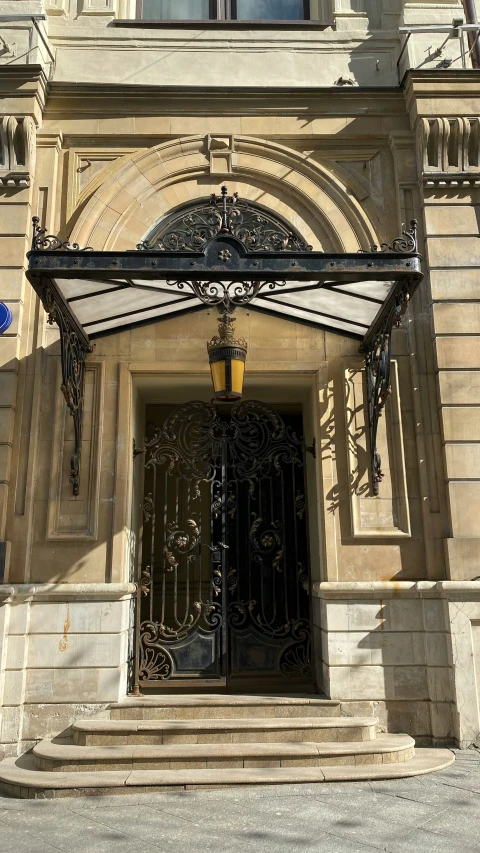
[315,581,480,748]
[0,61,479,751]
[0,584,135,757]
[315,582,454,746]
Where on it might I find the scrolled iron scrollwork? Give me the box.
[360,220,418,255]
[295,492,305,520]
[137,187,313,254]
[31,216,93,252]
[250,515,284,573]
[39,279,93,496]
[143,493,153,523]
[144,401,219,484]
[361,283,411,495]
[280,628,312,679]
[140,566,152,597]
[227,400,303,491]
[298,562,308,590]
[163,520,201,571]
[138,624,174,681]
[165,278,286,312]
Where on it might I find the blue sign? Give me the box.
[0,302,12,335]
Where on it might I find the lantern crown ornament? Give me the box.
[207,310,247,401]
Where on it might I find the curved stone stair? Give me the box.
[0,695,455,797]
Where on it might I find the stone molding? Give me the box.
[314,581,480,599]
[0,583,136,602]
[70,134,379,254]
[424,174,480,187]
[0,115,36,188]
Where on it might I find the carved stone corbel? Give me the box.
[418,116,480,186]
[0,116,36,188]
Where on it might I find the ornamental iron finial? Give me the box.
[210,185,239,233]
[360,220,418,255]
[30,216,93,252]
[207,309,248,353]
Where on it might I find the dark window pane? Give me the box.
[141,0,210,19]
[235,0,305,19]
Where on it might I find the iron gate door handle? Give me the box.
[202,542,229,561]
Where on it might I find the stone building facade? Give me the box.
[0,0,480,763]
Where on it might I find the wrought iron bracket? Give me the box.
[133,438,146,460]
[304,438,317,459]
[37,277,93,496]
[360,281,411,496]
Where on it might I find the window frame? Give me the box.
[229,0,310,20]
[135,0,217,20]
[135,0,311,22]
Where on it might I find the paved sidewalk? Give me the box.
[0,749,479,853]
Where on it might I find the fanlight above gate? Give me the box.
[138,192,313,254]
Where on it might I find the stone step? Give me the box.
[110,694,342,721]
[72,716,377,746]
[0,749,455,798]
[33,734,414,771]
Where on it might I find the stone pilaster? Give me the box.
[406,72,480,582]
[0,68,46,583]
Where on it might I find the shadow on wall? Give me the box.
[3,332,129,587]
[317,332,440,582]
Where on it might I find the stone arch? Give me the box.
[71,135,379,252]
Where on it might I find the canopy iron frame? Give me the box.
[27,204,422,498]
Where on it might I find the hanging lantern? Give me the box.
[207,311,247,401]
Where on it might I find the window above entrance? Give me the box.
[136,0,310,21]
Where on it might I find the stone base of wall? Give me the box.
[340,700,454,747]
[314,581,480,749]
[0,584,135,756]
[2,580,479,753]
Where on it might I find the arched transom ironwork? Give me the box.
[138,187,313,253]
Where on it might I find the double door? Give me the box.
[135,400,312,692]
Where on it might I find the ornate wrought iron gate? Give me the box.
[134,400,312,692]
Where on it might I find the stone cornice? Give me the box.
[403,70,480,121]
[0,64,48,121]
[404,69,480,94]
[43,84,406,120]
